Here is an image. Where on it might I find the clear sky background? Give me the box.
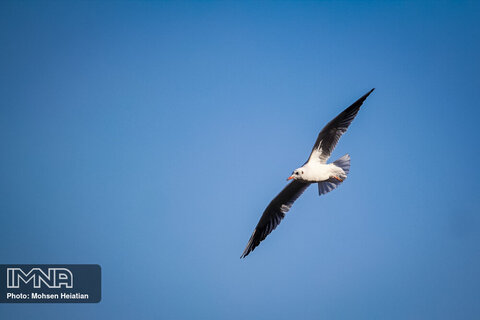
[1,1,479,319]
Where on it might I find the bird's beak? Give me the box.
[287,175,294,181]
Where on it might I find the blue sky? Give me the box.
[0,1,479,319]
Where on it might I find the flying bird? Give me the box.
[240,88,375,258]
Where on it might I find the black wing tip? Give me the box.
[352,88,375,108]
[240,247,253,259]
[240,229,257,259]
[363,88,375,99]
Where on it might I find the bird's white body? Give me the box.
[290,149,349,182]
[298,161,346,182]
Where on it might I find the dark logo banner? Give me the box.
[0,264,101,303]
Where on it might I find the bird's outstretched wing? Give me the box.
[307,88,374,163]
[241,180,311,258]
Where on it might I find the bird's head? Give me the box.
[287,168,304,181]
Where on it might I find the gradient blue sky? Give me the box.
[1,1,479,319]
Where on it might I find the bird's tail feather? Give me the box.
[333,153,350,175]
[317,154,350,196]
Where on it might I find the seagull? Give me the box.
[240,88,375,258]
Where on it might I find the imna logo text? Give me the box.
[7,267,73,289]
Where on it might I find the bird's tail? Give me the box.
[317,154,350,195]
[333,153,350,175]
